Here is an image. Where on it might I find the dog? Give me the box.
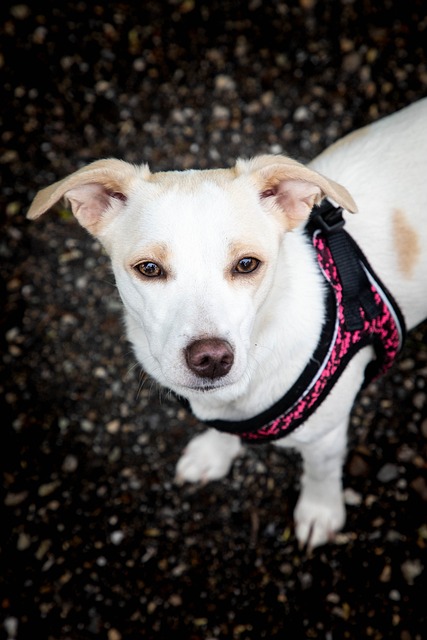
[28,99,427,548]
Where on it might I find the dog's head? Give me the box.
[28,156,356,403]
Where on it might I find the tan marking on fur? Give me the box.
[225,241,265,283]
[129,242,170,271]
[147,167,238,193]
[392,208,420,277]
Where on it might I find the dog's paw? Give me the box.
[294,495,346,550]
[175,429,243,484]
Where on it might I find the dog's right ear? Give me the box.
[27,159,147,236]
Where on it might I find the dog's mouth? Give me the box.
[183,380,229,393]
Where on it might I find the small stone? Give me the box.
[35,539,51,560]
[96,556,107,567]
[212,105,230,120]
[397,444,416,462]
[344,487,363,506]
[38,481,60,497]
[81,419,95,432]
[169,594,183,607]
[214,74,236,91]
[377,463,400,483]
[411,477,427,501]
[61,454,78,473]
[10,5,31,19]
[342,51,362,73]
[4,617,18,638]
[399,358,415,371]
[110,530,125,545]
[401,559,424,585]
[413,392,426,410]
[17,532,31,551]
[379,564,392,582]
[293,106,310,122]
[106,419,121,434]
[5,491,28,506]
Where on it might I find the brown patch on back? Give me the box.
[392,208,420,277]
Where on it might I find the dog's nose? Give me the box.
[185,338,234,379]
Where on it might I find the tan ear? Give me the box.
[236,155,358,230]
[27,159,145,235]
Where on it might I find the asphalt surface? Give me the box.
[1,2,427,639]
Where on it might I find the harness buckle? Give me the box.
[311,201,345,234]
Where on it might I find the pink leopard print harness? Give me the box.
[203,201,406,443]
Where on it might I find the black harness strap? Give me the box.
[308,201,380,330]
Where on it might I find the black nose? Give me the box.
[185,338,234,379]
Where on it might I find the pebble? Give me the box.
[347,453,370,477]
[110,530,125,545]
[5,491,28,506]
[401,559,424,585]
[81,419,95,432]
[61,455,79,473]
[293,106,311,122]
[411,477,427,501]
[106,419,121,434]
[212,105,230,120]
[214,74,236,91]
[38,481,60,497]
[344,487,363,506]
[17,533,31,551]
[3,617,18,638]
[376,463,400,483]
[413,392,426,410]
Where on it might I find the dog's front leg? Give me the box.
[175,428,244,484]
[287,349,372,549]
[294,420,348,549]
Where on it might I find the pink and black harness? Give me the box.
[200,201,406,443]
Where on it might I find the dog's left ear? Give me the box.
[238,155,358,229]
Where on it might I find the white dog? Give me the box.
[28,99,427,548]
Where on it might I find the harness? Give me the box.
[200,201,406,443]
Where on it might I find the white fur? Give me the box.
[28,99,427,548]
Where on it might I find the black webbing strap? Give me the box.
[308,201,380,331]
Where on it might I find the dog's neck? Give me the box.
[187,229,326,422]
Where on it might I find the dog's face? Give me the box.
[109,175,284,399]
[28,157,356,400]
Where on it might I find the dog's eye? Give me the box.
[234,257,260,274]
[134,261,163,278]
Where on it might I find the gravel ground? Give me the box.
[1,2,427,639]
